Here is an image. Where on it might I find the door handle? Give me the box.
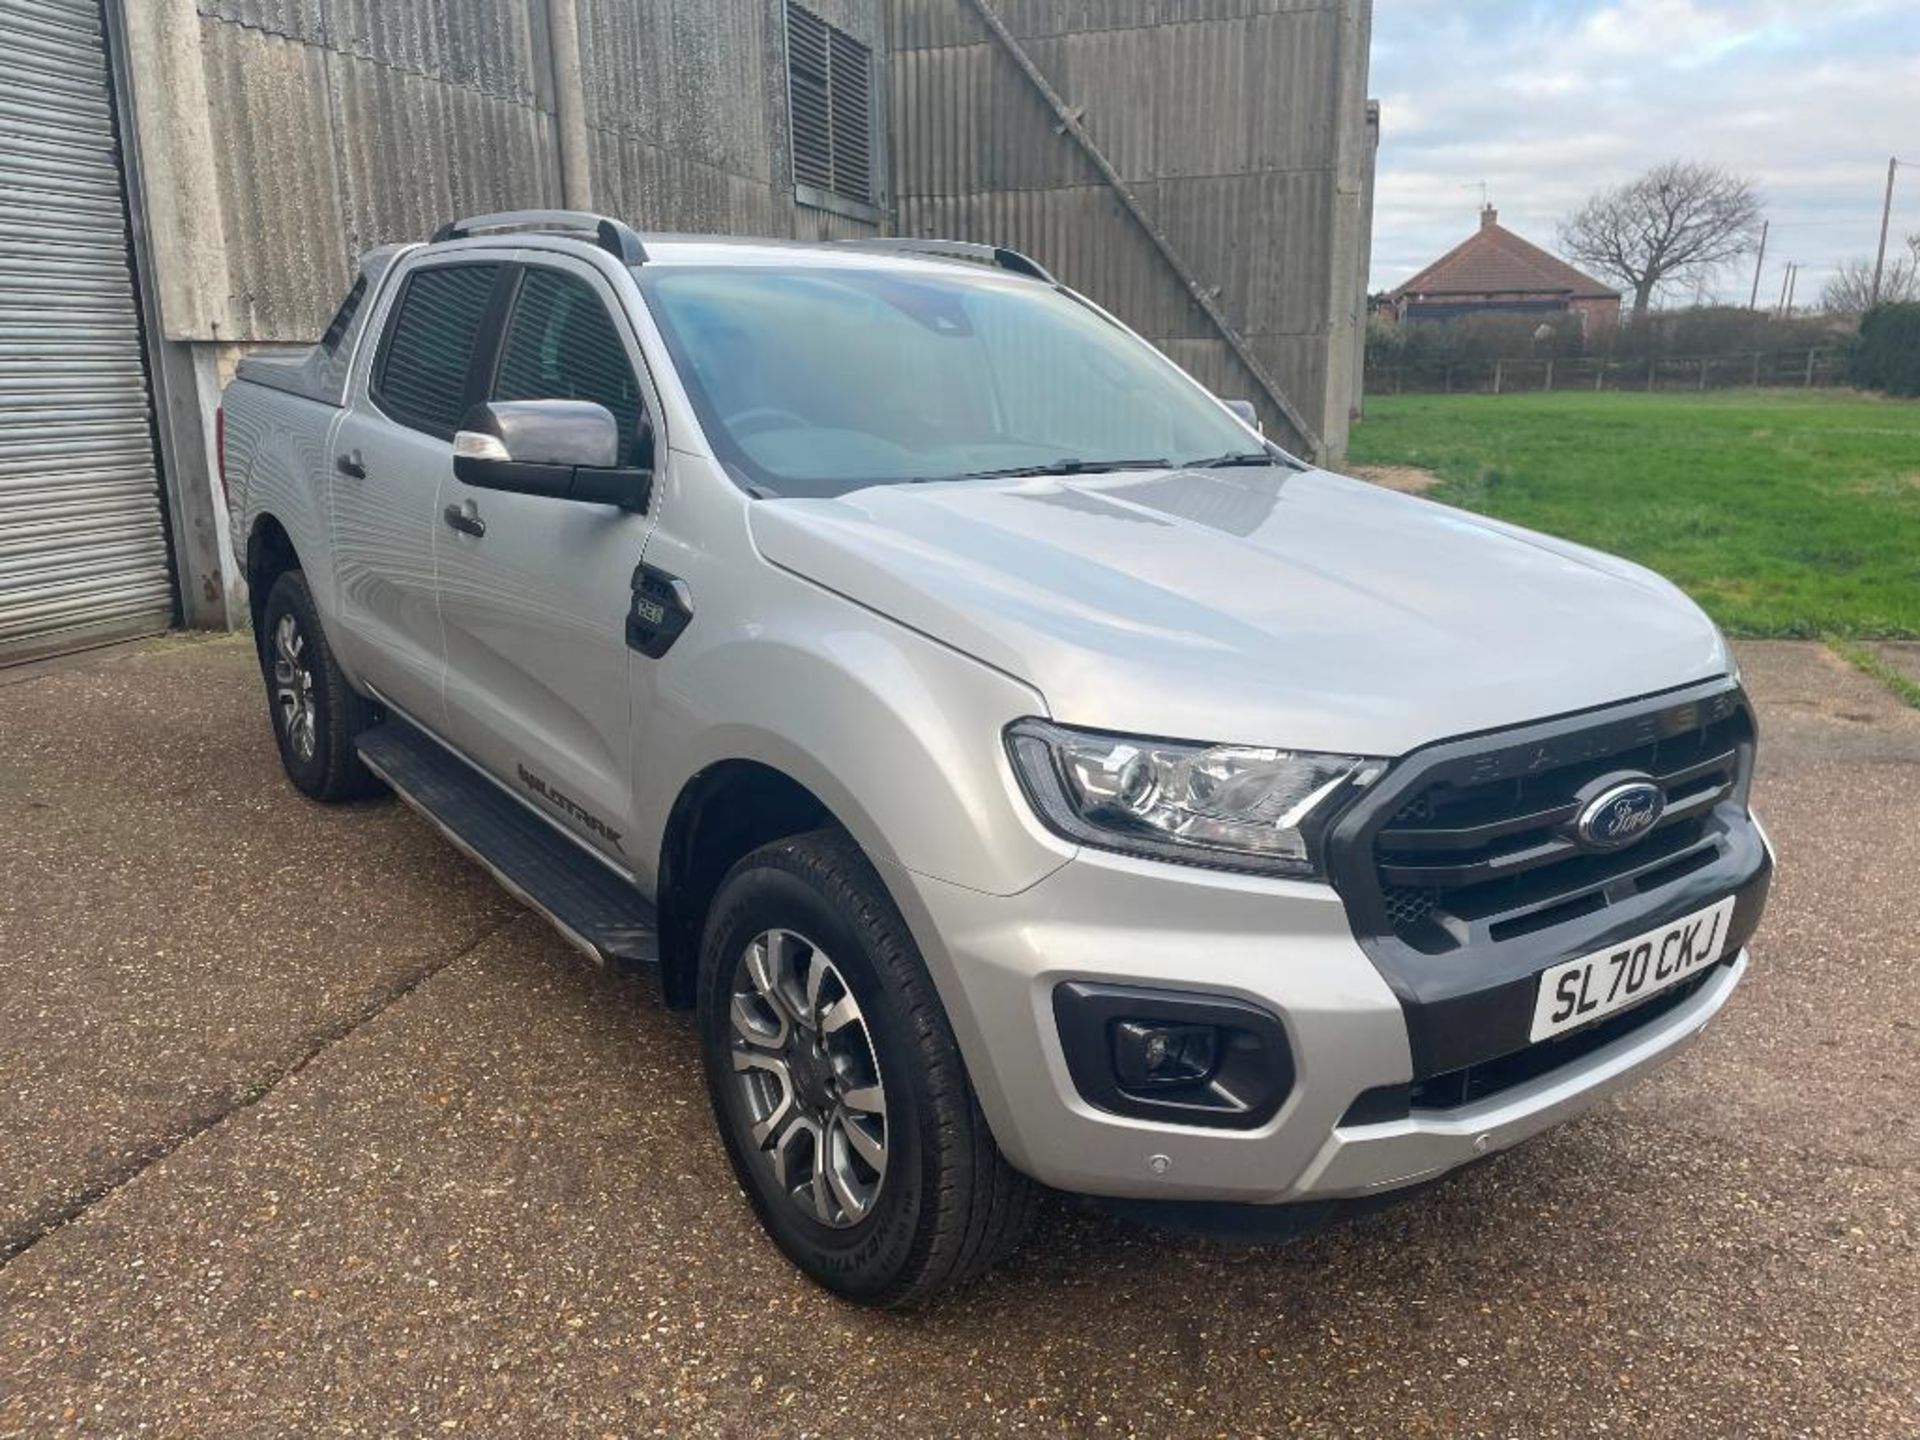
[442,503,486,538]
[335,449,366,479]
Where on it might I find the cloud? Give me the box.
[1368,0,1920,304]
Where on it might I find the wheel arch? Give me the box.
[655,758,860,1008]
[245,514,301,663]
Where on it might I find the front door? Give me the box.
[433,258,658,871]
[329,258,505,726]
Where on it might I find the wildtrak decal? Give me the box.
[517,762,625,853]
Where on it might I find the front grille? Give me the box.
[1361,690,1752,955]
[1382,885,1438,929]
[1324,681,1767,1080]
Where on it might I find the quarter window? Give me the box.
[373,264,500,438]
[492,269,648,465]
[320,275,367,355]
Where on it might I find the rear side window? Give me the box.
[374,263,500,438]
[319,275,367,354]
[493,268,647,464]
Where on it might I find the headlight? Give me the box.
[1005,718,1384,878]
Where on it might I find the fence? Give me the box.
[1365,349,1851,397]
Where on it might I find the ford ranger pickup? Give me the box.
[220,211,1773,1305]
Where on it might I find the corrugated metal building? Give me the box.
[891,0,1375,464]
[0,0,1373,662]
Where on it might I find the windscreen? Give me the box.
[639,265,1264,498]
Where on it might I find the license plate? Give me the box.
[1529,896,1736,1042]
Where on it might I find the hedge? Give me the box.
[1852,303,1920,397]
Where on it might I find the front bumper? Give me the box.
[1297,952,1745,1198]
[883,841,1759,1207]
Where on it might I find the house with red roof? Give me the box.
[1389,207,1621,333]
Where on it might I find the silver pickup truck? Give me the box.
[221,210,1772,1305]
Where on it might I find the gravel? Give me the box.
[0,635,1912,1438]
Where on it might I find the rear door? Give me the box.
[433,256,658,869]
[330,258,504,725]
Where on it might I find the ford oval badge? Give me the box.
[1576,779,1665,850]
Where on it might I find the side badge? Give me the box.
[627,564,693,658]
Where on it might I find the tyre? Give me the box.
[697,829,1036,1306]
[259,570,382,802]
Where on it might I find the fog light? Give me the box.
[1053,982,1295,1130]
[1113,1021,1220,1089]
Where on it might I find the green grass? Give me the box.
[1825,636,1920,709]
[1345,389,1920,638]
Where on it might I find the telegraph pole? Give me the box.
[1748,220,1770,309]
[1784,263,1800,319]
[1870,157,1901,307]
[1776,263,1793,317]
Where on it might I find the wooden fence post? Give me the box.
[1805,349,1818,387]
[1752,352,1763,387]
[1698,357,1709,391]
[1493,360,1503,395]
[1544,358,1554,391]
[1596,360,1605,392]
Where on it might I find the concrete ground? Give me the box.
[0,635,1914,1439]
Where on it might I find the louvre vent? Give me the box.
[786,4,875,208]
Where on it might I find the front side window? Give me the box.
[639,265,1262,498]
[373,263,500,438]
[493,268,648,465]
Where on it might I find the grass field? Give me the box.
[1344,390,1920,638]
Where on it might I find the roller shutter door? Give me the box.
[0,0,173,665]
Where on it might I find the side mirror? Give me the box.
[453,400,652,511]
[1223,398,1263,435]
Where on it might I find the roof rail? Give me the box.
[830,237,1055,284]
[429,210,649,265]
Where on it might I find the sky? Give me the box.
[1367,0,1920,307]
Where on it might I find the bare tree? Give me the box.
[1821,234,1920,313]
[1559,161,1765,322]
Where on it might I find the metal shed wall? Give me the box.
[183,0,887,344]
[574,0,886,242]
[888,0,1374,460]
[191,0,566,341]
[110,0,894,637]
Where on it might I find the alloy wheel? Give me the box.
[727,928,888,1228]
[271,612,318,763]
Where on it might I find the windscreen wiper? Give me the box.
[1179,450,1278,469]
[937,457,1172,482]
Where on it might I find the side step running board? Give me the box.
[357,719,659,969]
